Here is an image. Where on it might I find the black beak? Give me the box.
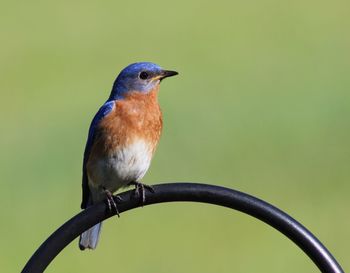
[160,70,178,80]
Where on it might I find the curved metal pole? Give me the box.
[21,183,344,273]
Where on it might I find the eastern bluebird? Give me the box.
[79,62,178,250]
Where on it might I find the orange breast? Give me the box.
[92,86,163,157]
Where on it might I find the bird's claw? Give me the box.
[128,181,154,205]
[104,189,122,217]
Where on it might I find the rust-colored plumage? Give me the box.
[86,86,163,195]
[88,86,162,160]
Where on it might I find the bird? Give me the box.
[79,62,178,250]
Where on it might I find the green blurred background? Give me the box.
[1,0,349,272]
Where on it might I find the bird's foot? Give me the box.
[103,188,122,217]
[128,181,154,205]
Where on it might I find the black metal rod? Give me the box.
[21,183,344,273]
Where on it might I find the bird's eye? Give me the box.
[139,71,149,80]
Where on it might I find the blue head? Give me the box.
[109,62,178,100]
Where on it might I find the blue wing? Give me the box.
[81,100,115,209]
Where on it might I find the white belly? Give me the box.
[88,139,153,193]
[111,139,152,182]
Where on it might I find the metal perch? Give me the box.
[21,183,344,273]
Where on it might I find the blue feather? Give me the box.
[81,100,115,208]
[85,100,115,154]
[109,62,162,100]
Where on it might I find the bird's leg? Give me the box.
[128,181,154,205]
[103,188,121,217]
